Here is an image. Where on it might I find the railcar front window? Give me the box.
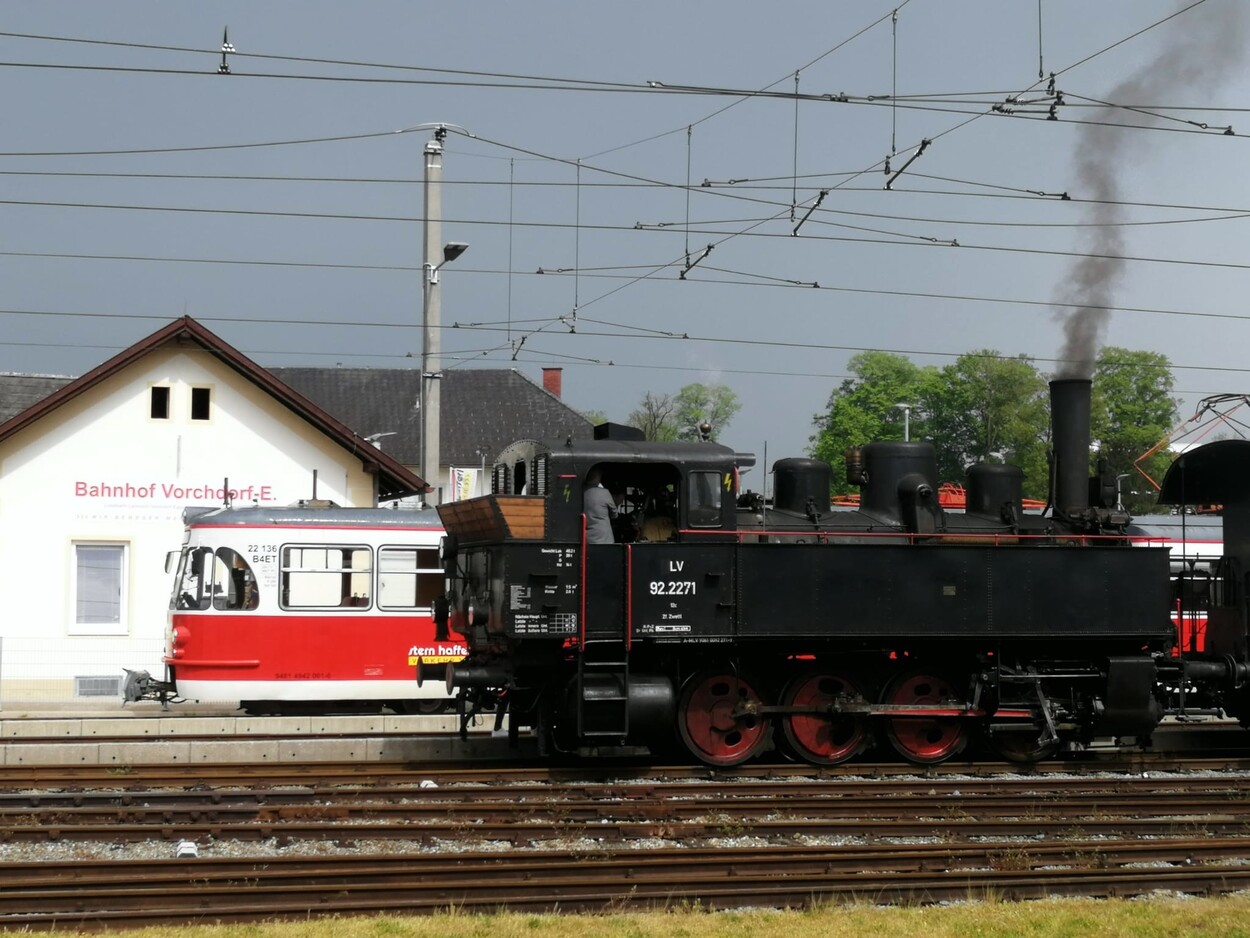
[174,546,214,610]
[211,548,260,610]
[281,545,373,609]
[378,547,442,610]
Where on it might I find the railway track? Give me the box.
[3,750,1250,790]
[3,839,1250,929]
[4,763,1250,928]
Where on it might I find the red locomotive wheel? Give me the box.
[882,671,968,765]
[677,672,770,767]
[780,672,868,766]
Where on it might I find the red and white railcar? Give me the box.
[158,505,463,713]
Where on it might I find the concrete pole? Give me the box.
[421,134,443,504]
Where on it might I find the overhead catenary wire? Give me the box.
[432,1,1244,353]
[6,314,1246,383]
[1,3,1243,405]
[0,79,1240,161]
[5,205,1250,271]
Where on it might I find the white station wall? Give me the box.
[0,348,382,704]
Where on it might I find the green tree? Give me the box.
[809,352,938,496]
[627,391,678,441]
[673,383,741,442]
[628,383,741,442]
[1091,347,1178,514]
[923,351,1049,497]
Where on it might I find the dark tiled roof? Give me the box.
[269,368,424,465]
[0,374,74,423]
[270,367,594,467]
[443,369,595,465]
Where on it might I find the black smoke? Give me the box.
[1055,2,1246,378]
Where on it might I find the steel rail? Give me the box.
[4,753,1250,791]
[2,855,1249,929]
[2,837,1244,886]
[6,772,1250,807]
[7,813,1250,845]
[6,792,1250,828]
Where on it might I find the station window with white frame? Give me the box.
[72,542,128,636]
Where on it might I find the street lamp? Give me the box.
[893,403,914,442]
[419,128,468,505]
[428,242,468,283]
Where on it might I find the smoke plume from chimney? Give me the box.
[1054,3,1245,379]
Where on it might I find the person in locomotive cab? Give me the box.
[637,487,678,542]
[583,469,619,543]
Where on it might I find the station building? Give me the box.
[0,317,592,705]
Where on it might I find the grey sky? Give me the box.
[2,1,1247,471]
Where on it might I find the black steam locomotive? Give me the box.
[429,379,1250,766]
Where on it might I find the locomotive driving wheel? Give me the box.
[882,670,969,765]
[987,725,1061,764]
[779,672,869,766]
[677,671,770,767]
[985,705,1062,764]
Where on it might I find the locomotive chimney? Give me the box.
[1050,378,1092,517]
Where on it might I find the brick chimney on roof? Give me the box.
[542,367,562,398]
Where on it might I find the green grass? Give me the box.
[36,896,1250,938]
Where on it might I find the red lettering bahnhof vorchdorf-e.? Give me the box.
[74,481,275,501]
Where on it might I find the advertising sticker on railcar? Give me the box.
[408,642,467,665]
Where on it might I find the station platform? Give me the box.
[0,700,519,766]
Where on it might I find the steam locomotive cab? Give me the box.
[435,381,1184,767]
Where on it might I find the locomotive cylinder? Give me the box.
[569,674,675,738]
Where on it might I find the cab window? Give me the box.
[212,547,259,611]
[687,471,722,527]
[173,546,214,610]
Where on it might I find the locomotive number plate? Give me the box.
[649,580,697,596]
